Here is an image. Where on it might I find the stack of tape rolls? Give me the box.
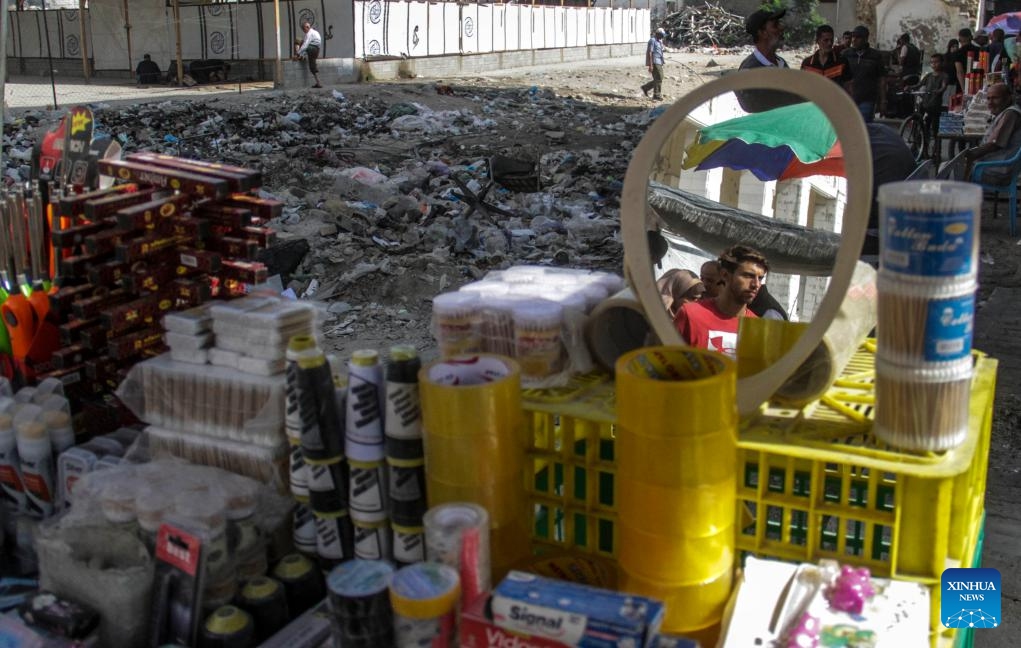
[346,349,390,561]
[288,336,353,568]
[615,346,737,641]
[389,562,461,648]
[419,355,529,579]
[326,559,395,648]
[385,345,428,566]
[876,181,980,452]
[423,502,491,607]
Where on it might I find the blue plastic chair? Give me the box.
[970,145,1021,237]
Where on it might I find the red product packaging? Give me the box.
[459,597,564,648]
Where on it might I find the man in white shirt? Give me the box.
[295,21,323,88]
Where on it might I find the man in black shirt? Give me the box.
[736,9,803,113]
[135,54,162,85]
[952,28,981,93]
[840,25,886,123]
[801,24,844,82]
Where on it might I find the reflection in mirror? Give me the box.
[645,91,848,363]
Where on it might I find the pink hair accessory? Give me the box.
[826,565,876,615]
[786,612,820,648]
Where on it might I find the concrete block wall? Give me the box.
[278,58,361,89]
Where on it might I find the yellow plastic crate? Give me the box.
[522,343,996,648]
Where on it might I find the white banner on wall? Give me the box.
[7,1,646,71]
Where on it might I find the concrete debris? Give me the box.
[2,81,663,355]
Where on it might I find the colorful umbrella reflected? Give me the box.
[985,12,1021,34]
[682,101,844,181]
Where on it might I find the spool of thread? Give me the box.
[349,458,388,522]
[874,357,973,452]
[290,336,344,463]
[423,502,491,607]
[292,503,318,556]
[41,411,74,455]
[327,560,395,648]
[284,344,302,444]
[315,511,355,567]
[385,345,424,460]
[391,523,427,566]
[387,457,428,527]
[16,421,55,517]
[353,518,391,561]
[389,562,461,648]
[288,441,309,500]
[307,458,348,516]
[877,273,976,366]
[200,605,254,648]
[346,350,385,461]
[512,300,565,380]
[877,181,981,281]
[273,553,326,617]
[432,292,483,358]
[0,413,26,509]
[238,577,289,644]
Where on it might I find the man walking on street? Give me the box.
[295,20,323,88]
[642,28,666,100]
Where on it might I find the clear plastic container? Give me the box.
[513,300,564,379]
[874,357,973,452]
[432,292,482,358]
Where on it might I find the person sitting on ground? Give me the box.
[801,24,844,82]
[736,9,803,113]
[674,245,767,357]
[963,82,1021,182]
[135,54,162,85]
[657,269,705,319]
[189,59,229,84]
[699,260,723,300]
[840,25,886,123]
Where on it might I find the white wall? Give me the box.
[6,1,648,71]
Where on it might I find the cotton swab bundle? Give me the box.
[146,425,288,488]
[877,181,980,281]
[876,272,976,366]
[873,358,973,453]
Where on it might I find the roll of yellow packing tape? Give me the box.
[419,355,526,481]
[616,475,736,538]
[617,521,734,583]
[615,427,735,489]
[615,347,736,438]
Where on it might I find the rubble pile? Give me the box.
[660,2,747,50]
[2,83,666,354]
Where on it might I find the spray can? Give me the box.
[0,414,26,509]
[17,421,55,517]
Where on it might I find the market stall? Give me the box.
[0,69,995,648]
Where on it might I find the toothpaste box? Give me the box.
[490,571,665,647]
[460,596,565,648]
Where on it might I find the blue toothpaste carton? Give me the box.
[491,571,665,647]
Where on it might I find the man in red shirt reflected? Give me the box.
[674,245,768,357]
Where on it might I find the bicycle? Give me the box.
[898,90,933,161]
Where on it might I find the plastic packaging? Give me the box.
[42,411,75,455]
[874,356,974,452]
[424,502,491,607]
[326,560,395,647]
[513,300,565,380]
[431,292,483,358]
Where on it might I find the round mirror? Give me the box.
[621,69,872,416]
